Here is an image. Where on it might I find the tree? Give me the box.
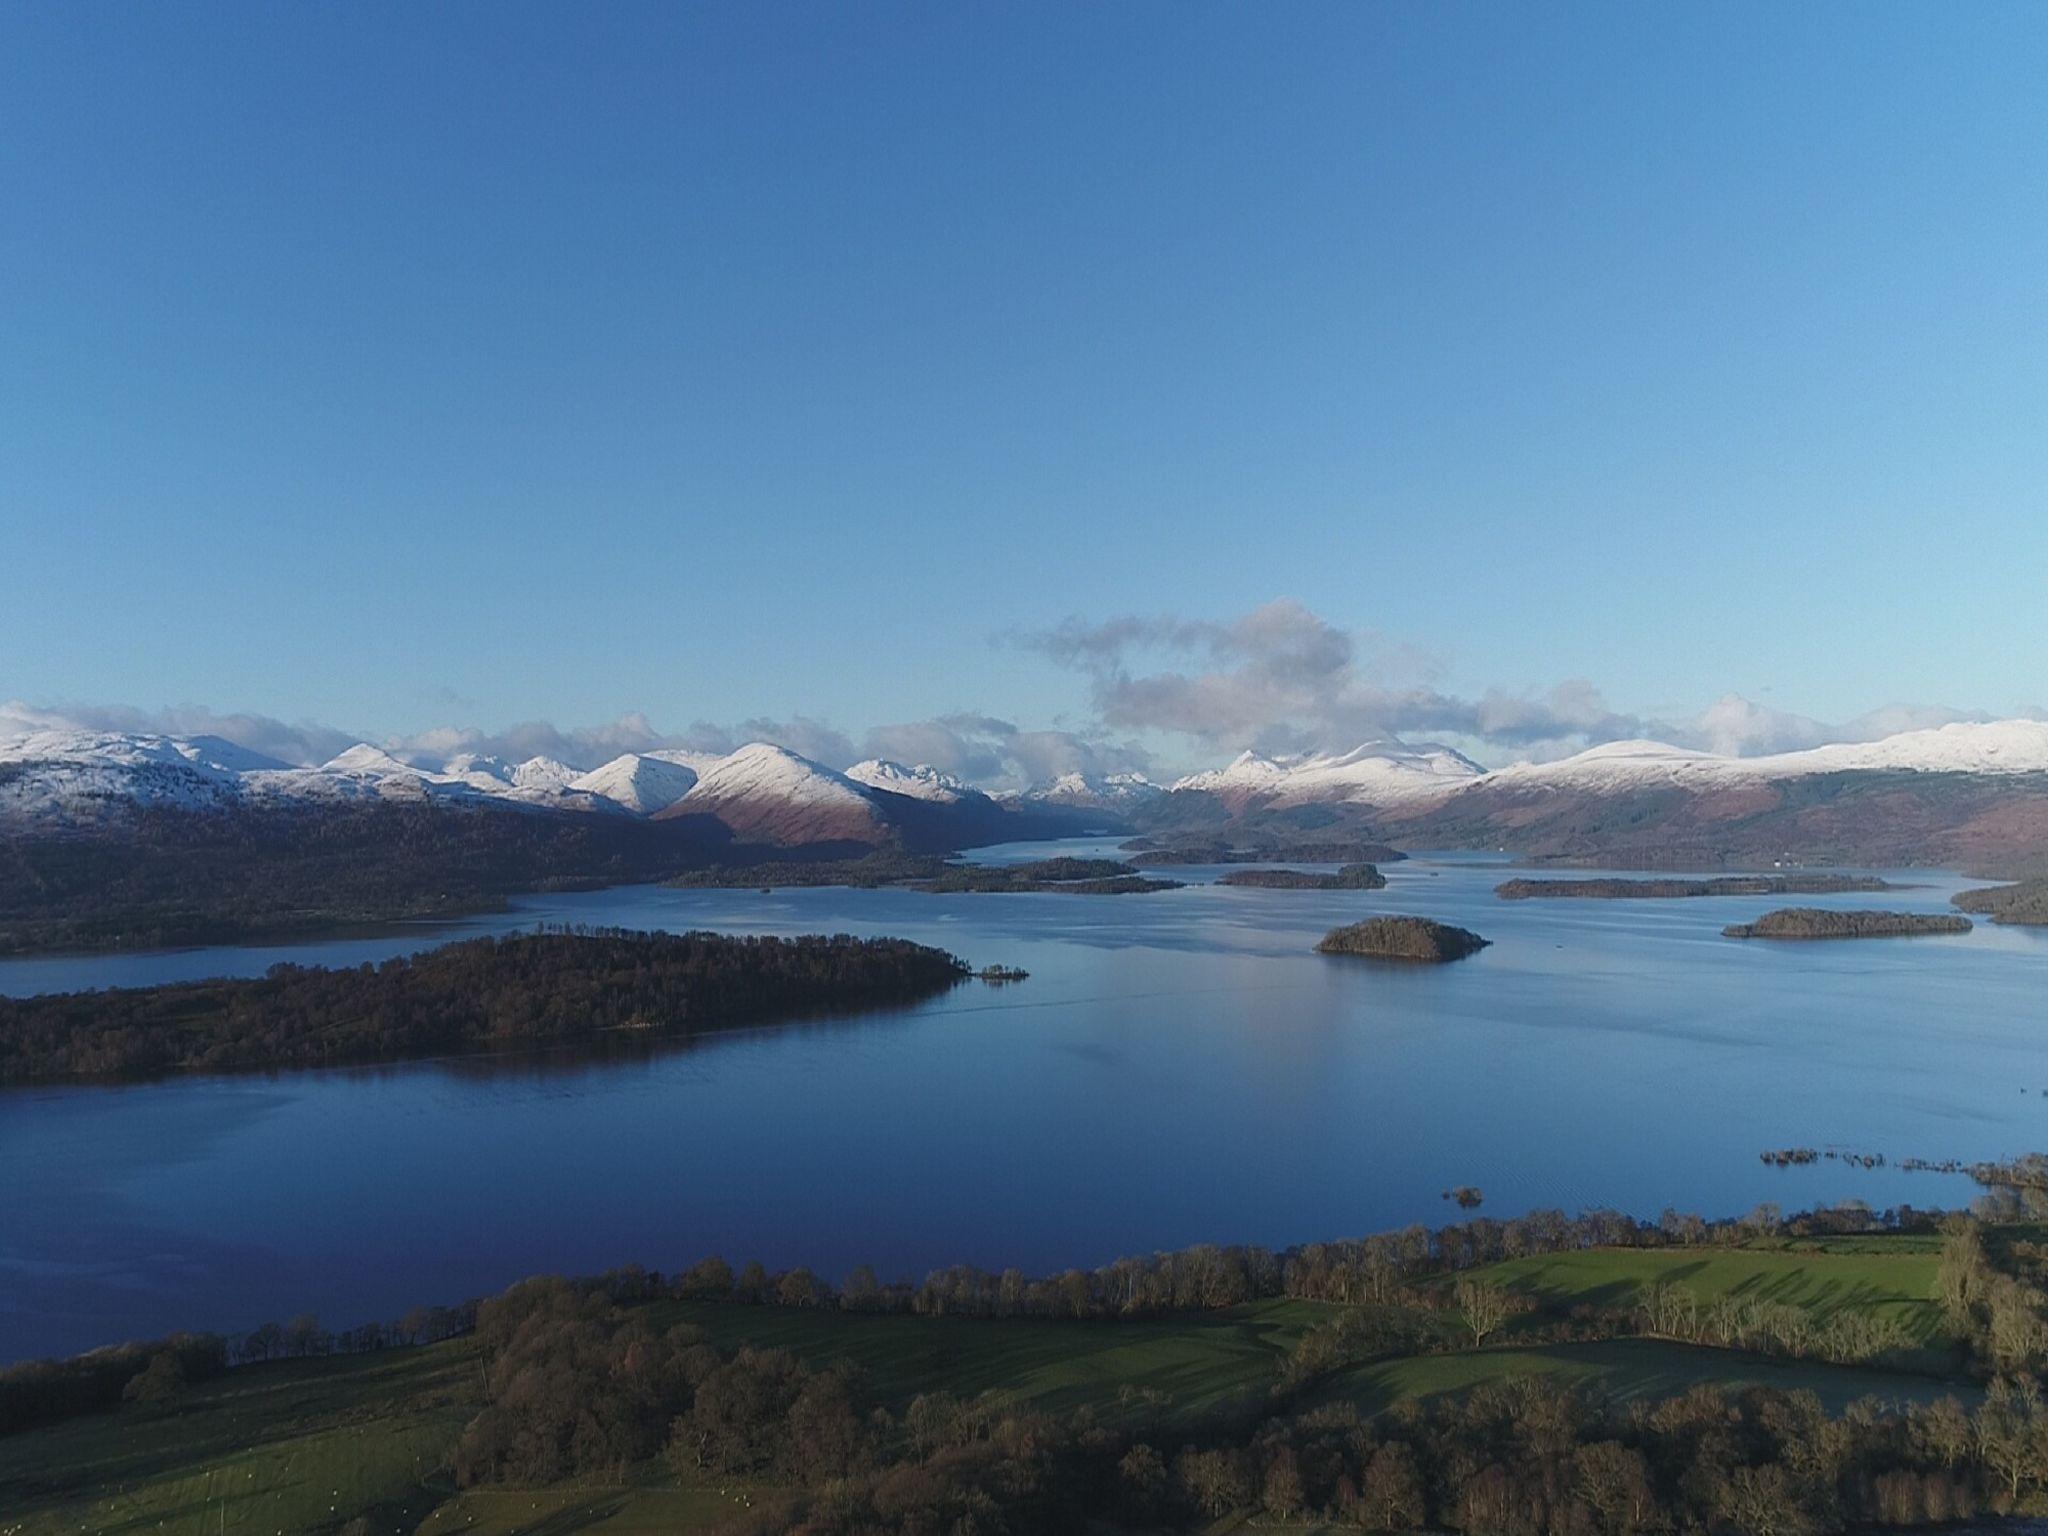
[1714,1464,1816,1536]
[1359,1441,1425,1532]
[283,1313,323,1358]
[1573,1440,1659,1535]
[1974,1377,2048,1505]
[1455,1276,1511,1347]
[121,1352,185,1406]
[1261,1445,1305,1519]
[1938,1216,1988,1325]
[1118,1444,1169,1522]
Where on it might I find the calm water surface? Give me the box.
[3,841,2045,1362]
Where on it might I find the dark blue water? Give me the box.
[3,841,2045,1363]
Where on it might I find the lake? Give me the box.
[3,840,2045,1363]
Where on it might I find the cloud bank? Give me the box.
[7,601,2025,788]
[1019,598,2013,766]
[0,697,1149,791]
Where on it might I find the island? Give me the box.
[1721,908,1973,941]
[1315,915,1490,962]
[1953,878,2048,926]
[1124,837,1407,866]
[1495,874,1897,901]
[1216,863,1387,890]
[668,853,1183,896]
[915,856,1183,895]
[0,928,972,1084]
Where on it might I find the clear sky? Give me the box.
[3,3,2045,772]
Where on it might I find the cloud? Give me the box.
[859,714,1151,788]
[1019,599,2021,768]
[1,698,357,766]
[1022,598,1646,759]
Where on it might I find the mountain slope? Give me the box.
[659,743,889,844]
[569,754,700,815]
[845,760,972,803]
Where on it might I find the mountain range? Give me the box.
[7,717,2048,867]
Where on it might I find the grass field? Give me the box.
[651,1295,1333,1423]
[0,1240,1972,1536]
[1320,1336,1969,1419]
[1468,1235,1953,1345]
[0,1344,480,1536]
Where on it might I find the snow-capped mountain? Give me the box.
[321,743,428,780]
[1478,719,2048,795]
[1171,751,1289,798]
[644,748,727,777]
[658,743,891,843]
[1011,771,1164,812]
[568,753,700,815]
[0,730,281,823]
[845,759,973,803]
[511,756,578,793]
[1170,740,1482,808]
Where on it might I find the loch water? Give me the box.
[3,841,2044,1362]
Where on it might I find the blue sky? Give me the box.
[3,3,2044,775]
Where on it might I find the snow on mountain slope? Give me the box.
[1476,740,1743,793]
[1476,721,2048,796]
[569,753,701,814]
[436,753,524,792]
[511,756,578,793]
[1015,771,1164,811]
[321,743,427,779]
[1269,740,1484,805]
[646,748,728,776]
[1172,751,1288,796]
[1170,741,1481,807]
[845,759,972,803]
[661,742,887,843]
[1756,719,2048,778]
[0,731,252,823]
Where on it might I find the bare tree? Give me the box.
[1455,1276,1511,1347]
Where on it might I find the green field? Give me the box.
[1322,1337,1967,1419]
[650,1295,1332,1423]
[0,1241,1975,1536]
[1467,1235,1953,1345]
[0,1344,478,1536]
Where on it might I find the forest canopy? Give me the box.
[0,928,969,1083]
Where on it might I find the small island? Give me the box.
[1216,863,1387,891]
[976,964,1029,982]
[1316,916,1490,963]
[1496,874,1897,901]
[916,857,1182,895]
[1721,908,1973,941]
